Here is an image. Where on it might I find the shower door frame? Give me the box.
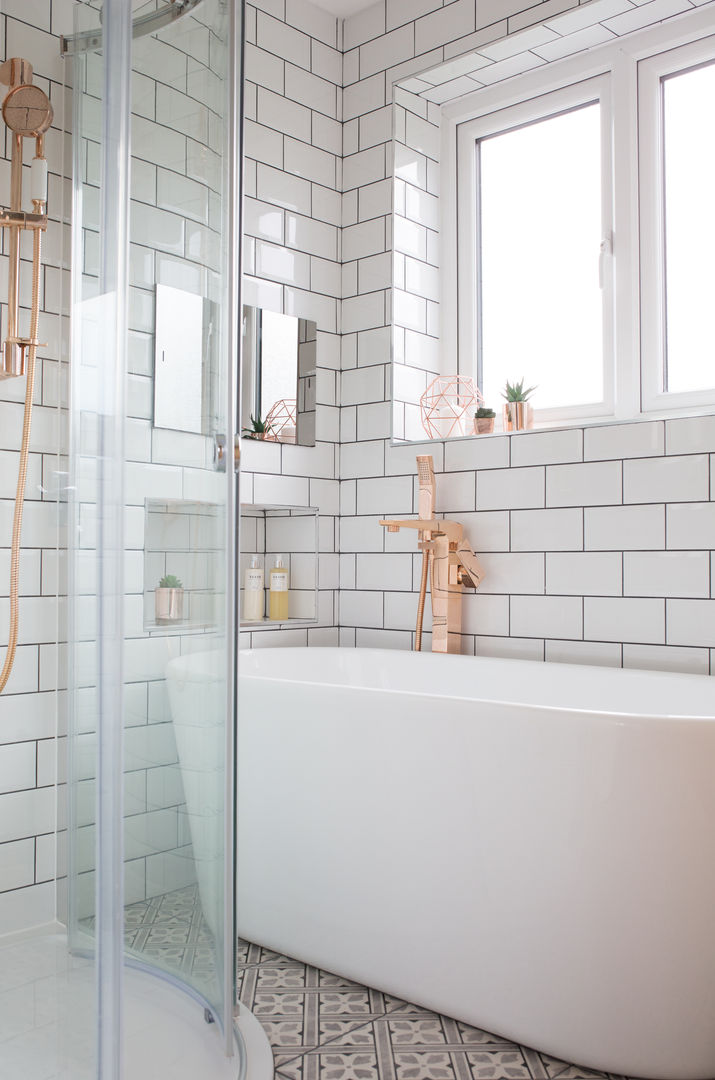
[66,0,242,1065]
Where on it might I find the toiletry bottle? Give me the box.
[243,555,264,621]
[269,554,289,621]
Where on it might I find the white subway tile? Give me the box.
[361,24,415,80]
[584,597,665,644]
[344,2,386,51]
[343,73,387,123]
[546,460,622,507]
[342,291,385,334]
[343,217,386,262]
[667,599,715,648]
[258,86,312,143]
[666,415,715,455]
[357,552,413,591]
[666,502,715,549]
[0,787,55,845]
[584,420,664,460]
[546,552,622,596]
[479,552,544,594]
[623,454,709,504]
[415,0,475,55]
[462,593,510,636]
[434,470,476,513]
[286,0,337,45]
[511,594,583,639]
[476,636,545,661]
[343,144,387,191]
[511,427,587,466]
[603,0,693,36]
[624,551,709,598]
[511,508,583,551]
[286,64,337,118]
[0,743,36,795]
[245,43,285,94]
[256,240,311,287]
[0,838,36,892]
[585,504,665,550]
[257,163,312,215]
[356,474,413,515]
[476,467,545,510]
[0,881,53,934]
[341,364,385,406]
[445,435,510,472]
[458,511,510,553]
[623,643,710,676]
[257,11,312,68]
[545,639,622,667]
[340,589,384,628]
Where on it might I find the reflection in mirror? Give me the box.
[154,283,214,434]
[242,306,316,446]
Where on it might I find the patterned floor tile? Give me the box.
[110,885,639,1080]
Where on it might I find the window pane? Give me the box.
[663,62,715,394]
[479,103,603,411]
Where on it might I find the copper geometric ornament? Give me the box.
[265,398,297,443]
[420,375,483,439]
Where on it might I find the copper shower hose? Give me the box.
[0,225,42,693]
[415,544,431,652]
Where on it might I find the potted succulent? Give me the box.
[242,414,273,440]
[502,378,537,432]
[155,574,184,624]
[474,406,496,435]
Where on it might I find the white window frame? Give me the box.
[440,7,715,430]
[455,76,615,426]
[639,33,715,414]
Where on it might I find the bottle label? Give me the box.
[271,570,288,592]
[246,569,263,591]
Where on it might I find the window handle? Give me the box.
[599,234,613,288]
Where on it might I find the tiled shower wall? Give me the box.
[337,0,715,675]
[239,0,342,648]
[0,0,69,934]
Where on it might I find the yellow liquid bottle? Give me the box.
[269,554,289,621]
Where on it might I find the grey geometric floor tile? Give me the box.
[103,885,636,1080]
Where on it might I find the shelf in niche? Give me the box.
[143,498,224,634]
[240,503,319,629]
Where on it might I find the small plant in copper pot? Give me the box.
[502,378,537,431]
[474,406,496,435]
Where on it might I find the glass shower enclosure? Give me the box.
[64,0,241,1069]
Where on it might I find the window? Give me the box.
[640,37,715,411]
[449,17,715,428]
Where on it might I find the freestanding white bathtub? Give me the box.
[234,647,715,1080]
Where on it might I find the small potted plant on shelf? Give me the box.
[155,574,184,624]
[502,378,537,432]
[474,406,496,435]
[242,414,273,440]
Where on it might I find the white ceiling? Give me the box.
[311,0,377,16]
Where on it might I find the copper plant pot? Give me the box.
[155,587,184,624]
[502,402,532,432]
[474,417,495,435]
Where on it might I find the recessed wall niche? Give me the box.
[240,505,319,627]
[143,499,224,633]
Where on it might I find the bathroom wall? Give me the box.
[0,0,69,934]
[338,0,715,676]
[239,0,342,647]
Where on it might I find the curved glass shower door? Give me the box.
[67,0,240,1063]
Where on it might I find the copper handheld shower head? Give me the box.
[416,454,436,521]
[2,83,53,137]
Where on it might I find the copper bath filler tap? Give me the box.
[380,455,485,654]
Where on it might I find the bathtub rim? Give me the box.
[234,646,715,724]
